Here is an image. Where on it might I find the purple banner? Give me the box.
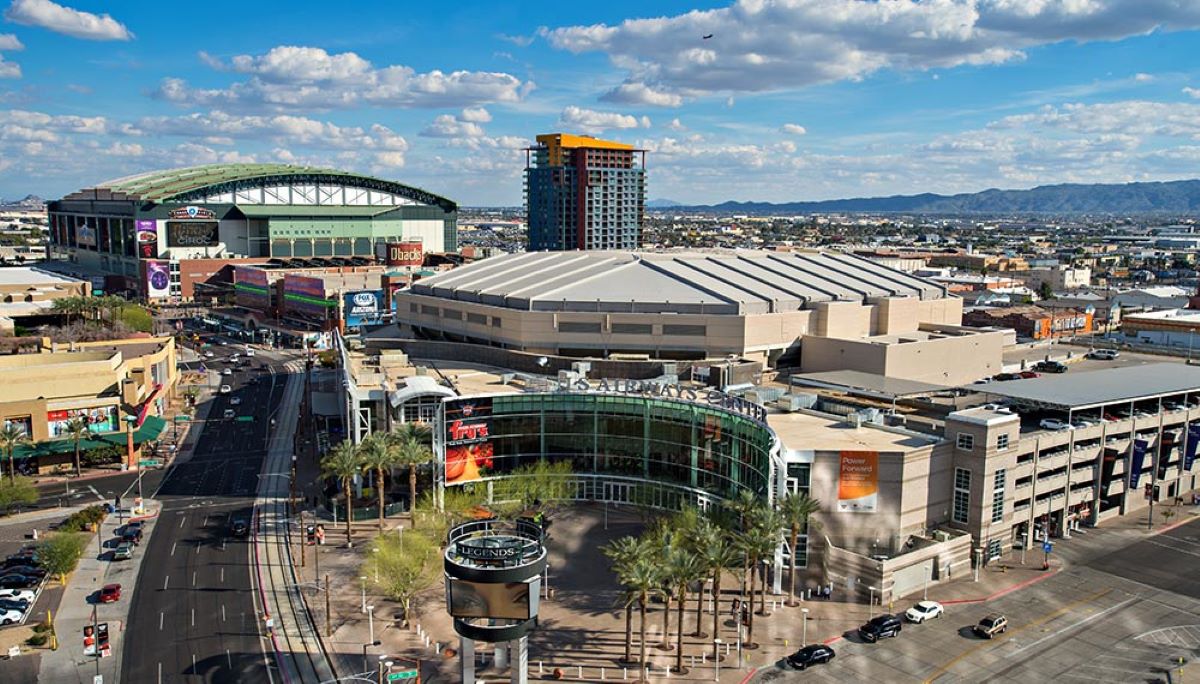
[1130,439,1149,489]
[1187,425,1200,472]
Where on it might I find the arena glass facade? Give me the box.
[434,391,785,513]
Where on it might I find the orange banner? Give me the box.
[837,450,878,513]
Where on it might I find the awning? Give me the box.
[388,375,456,408]
[12,414,169,461]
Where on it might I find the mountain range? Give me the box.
[651,179,1200,214]
[0,195,46,209]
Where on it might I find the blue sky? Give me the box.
[1,0,1199,205]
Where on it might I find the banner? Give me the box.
[234,266,271,310]
[135,220,159,259]
[1187,424,1200,472]
[343,289,386,328]
[836,450,878,513]
[444,398,493,485]
[76,223,97,247]
[144,260,170,298]
[283,275,333,317]
[385,241,424,266]
[1130,439,1149,489]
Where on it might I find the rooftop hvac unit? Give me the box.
[662,362,678,377]
[933,530,952,543]
[755,386,786,403]
[775,393,818,412]
[415,366,428,376]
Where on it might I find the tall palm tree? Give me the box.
[603,535,645,664]
[778,492,822,607]
[666,544,705,674]
[391,430,432,519]
[625,557,662,682]
[63,418,90,479]
[692,519,737,656]
[740,506,782,649]
[359,434,399,531]
[726,490,761,595]
[0,424,29,484]
[321,441,363,546]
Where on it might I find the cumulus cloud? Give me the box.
[600,82,683,107]
[0,34,22,79]
[135,110,409,151]
[1184,86,1200,99]
[460,106,492,123]
[780,123,807,136]
[420,114,486,138]
[4,0,133,41]
[159,45,528,111]
[559,106,650,133]
[542,0,1200,100]
[666,118,686,131]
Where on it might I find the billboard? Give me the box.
[386,241,424,267]
[444,397,493,484]
[283,274,333,317]
[166,221,219,247]
[1187,424,1200,471]
[135,220,159,259]
[167,206,216,220]
[1130,439,1149,488]
[446,579,534,620]
[76,223,97,247]
[836,450,878,513]
[343,290,386,328]
[48,406,118,437]
[144,260,170,298]
[235,266,271,310]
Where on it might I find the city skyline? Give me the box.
[0,0,1199,206]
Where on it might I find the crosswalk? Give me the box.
[1058,625,1200,683]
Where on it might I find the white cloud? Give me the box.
[1134,72,1154,82]
[135,110,409,151]
[666,117,686,131]
[497,33,534,47]
[159,45,528,111]
[542,0,1200,99]
[1184,87,1200,99]
[460,106,492,123]
[420,114,486,138]
[0,35,23,51]
[780,123,807,136]
[600,82,683,107]
[4,0,133,41]
[559,106,650,133]
[0,34,22,79]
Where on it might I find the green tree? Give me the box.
[740,505,783,649]
[1038,281,1054,301]
[778,493,822,607]
[37,532,87,583]
[0,424,29,484]
[118,305,153,333]
[321,441,363,546]
[368,528,439,626]
[665,543,705,674]
[63,418,90,479]
[359,434,399,531]
[490,459,573,516]
[0,476,37,513]
[603,535,646,664]
[692,518,737,661]
[389,426,432,520]
[625,557,663,681]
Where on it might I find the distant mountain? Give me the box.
[0,194,45,209]
[647,198,683,208]
[665,179,1200,214]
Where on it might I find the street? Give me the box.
[119,354,291,684]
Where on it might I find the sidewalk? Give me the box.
[35,499,161,684]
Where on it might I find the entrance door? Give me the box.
[604,482,633,504]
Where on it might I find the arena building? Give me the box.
[398,249,1005,385]
[47,164,457,301]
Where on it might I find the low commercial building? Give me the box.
[1015,264,1092,291]
[962,305,1093,340]
[0,336,176,473]
[1120,307,1200,348]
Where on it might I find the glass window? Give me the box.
[991,468,1006,523]
[957,433,974,451]
[997,433,1010,450]
[953,467,971,524]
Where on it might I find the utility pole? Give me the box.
[325,573,331,637]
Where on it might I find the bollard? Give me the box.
[579,666,583,678]
[539,661,544,675]
[691,656,695,668]
[434,642,440,654]
[623,667,627,680]
[665,665,671,678]
[702,652,707,664]
[601,667,605,680]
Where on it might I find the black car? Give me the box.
[786,644,836,670]
[230,519,249,537]
[0,598,29,612]
[120,527,143,545]
[858,614,903,642]
[1034,360,1068,374]
[2,557,37,569]
[2,565,45,578]
[0,574,39,589]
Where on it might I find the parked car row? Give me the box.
[786,601,965,672]
[0,546,44,625]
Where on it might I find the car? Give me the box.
[1164,401,1186,411]
[204,351,214,359]
[786,644,835,670]
[2,565,45,578]
[905,600,944,623]
[974,613,1008,638]
[222,368,233,376]
[1034,360,1069,373]
[1,556,37,569]
[219,385,232,394]
[858,614,903,642]
[99,583,121,603]
[1018,370,1040,379]
[223,409,236,420]
[230,519,249,537]
[1102,412,1120,422]
[126,520,144,532]
[0,589,35,602]
[120,527,142,545]
[0,598,29,612]
[229,396,242,406]
[111,542,134,561]
[982,403,1013,414]
[1040,418,1071,431]
[1087,349,1120,360]
[993,372,1020,381]
[245,349,256,357]
[0,574,39,589]
[0,607,22,625]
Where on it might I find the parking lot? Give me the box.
[0,507,86,631]
[753,516,1200,683]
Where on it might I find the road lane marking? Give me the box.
[159,612,163,630]
[191,608,194,626]
[179,516,186,529]
[158,662,162,684]
[163,575,169,590]
[192,571,196,587]
[192,653,196,674]
[220,567,224,583]
[222,604,226,622]
[1011,597,1138,654]
[227,649,232,669]
[171,541,176,556]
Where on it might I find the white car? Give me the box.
[982,403,1013,414]
[1040,418,1071,431]
[219,385,232,394]
[0,588,34,602]
[244,349,256,357]
[905,601,944,623]
[0,607,23,625]
[222,368,232,376]
[203,351,214,358]
[229,396,242,406]
[222,409,236,420]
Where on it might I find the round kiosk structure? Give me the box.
[444,517,546,683]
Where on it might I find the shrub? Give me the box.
[118,305,153,333]
[58,505,107,532]
[367,529,440,625]
[26,633,47,646]
[0,476,37,513]
[37,532,88,582]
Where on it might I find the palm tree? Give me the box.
[692,519,737,656]
[625,557,662,682]
[391,429,432,520]
[321,441,363,546]
[726,490,761,595]
[665,544,705,674]
[63,418,90,479]
[603,535,645,664]
[740,506,782,649]
[778,492,822,607]
[0,424,29,484]
[359,434,399,531]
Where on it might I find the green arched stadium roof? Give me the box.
[64,163,455,210]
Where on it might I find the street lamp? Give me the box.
[367,604,375,644]
[360,576,367,613]
[362,639,381,672]
[923,562,932,601]
[868,586,877,620]
[801,608,810,645]
[712,639,722,681]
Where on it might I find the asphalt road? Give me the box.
[120,357,289,684]
[752,516,1200,683]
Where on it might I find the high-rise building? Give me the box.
[524,133,646,251]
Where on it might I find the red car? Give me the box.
[99,584,121,603]
[1018,371,1040,379]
